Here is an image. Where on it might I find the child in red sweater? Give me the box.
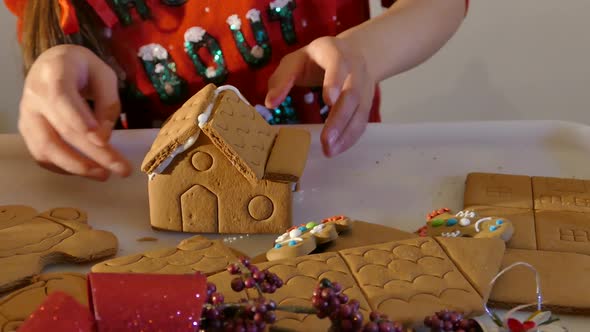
[6,0,468,181]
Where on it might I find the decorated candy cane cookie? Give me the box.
[417,209,514,242]
[266,216,353,261]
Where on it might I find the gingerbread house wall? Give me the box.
[147,134,292,234]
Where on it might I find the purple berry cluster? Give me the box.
[311,278,402,332]
[198,258,282,332]
[423,310,480,332]
[228,258,283,294]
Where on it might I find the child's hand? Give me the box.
[265,36,374,157]
[18,45,132,181]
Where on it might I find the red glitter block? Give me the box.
[18,291,96,332]
[88,272,207,332]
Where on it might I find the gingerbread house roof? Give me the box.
[141,84,310,183]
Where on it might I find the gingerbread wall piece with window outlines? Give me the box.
[463,172,590,313]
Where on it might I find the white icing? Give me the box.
[310,224,324,234]
[474,217,492,233]
[270,0,291,10]
[246,9,261,22]
[138,43,168,61]
[442,230,461,237]
[198,85,251,128]
[149,133,200,176]
[184,27,206,43]
[276,237,303,246]
[226,15,242,29]
[289,228,302,238]
[457,209,476,218]
[275,233,289,243]
[304,92,314,104]
[275,228,304,247]
[459,218,471,227]
[250,45,264,59]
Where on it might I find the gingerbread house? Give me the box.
[141,84,311,234]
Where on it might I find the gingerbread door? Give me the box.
[180,185,218,233]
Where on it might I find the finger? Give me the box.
[38,84,104,147]
[265,52,306,109]
[327,92,372,157]
[19,109,110,181]
[85,57,121,144]
[37,160,73,175]
[306,38,349,106]
[64,130,133,178]
[320,66,366,154]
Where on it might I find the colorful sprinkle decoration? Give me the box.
[431,219,445,227]
[446,218,458,226]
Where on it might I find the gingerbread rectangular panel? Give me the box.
[467,206,537,250]
[489,248,590,313]
[464,173,533,209]
[339,237,482,325]
[532,176,590,213]
[535,210,590,255]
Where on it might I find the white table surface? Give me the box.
[1,121,589,330]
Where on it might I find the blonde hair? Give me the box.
[20,0,111,74]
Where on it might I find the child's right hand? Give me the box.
[18,45,132,181]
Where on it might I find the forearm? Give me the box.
[338,0,466,82]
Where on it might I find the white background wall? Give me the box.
[0,1,589,133]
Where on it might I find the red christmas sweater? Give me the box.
[5,0,468,128]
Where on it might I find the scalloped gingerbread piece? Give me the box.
[0,206,117,293]
[91,235,238,276]
[209,236,506,327]
[0,273,87,332]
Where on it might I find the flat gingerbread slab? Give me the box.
[0,273,87,332]
[0,206,117,293]
[464,173,533,209]
[532,176,590,213]
[210,236,505,328]
[489,248,590,314]
[463,172,590,313]
[91,235,238,276]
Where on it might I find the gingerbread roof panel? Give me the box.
[91,235,238,276]
[264,127,311,182]
[339,237,484,324]
[201,88,278,183]
[140,84,217,174]
[434,237,505,298]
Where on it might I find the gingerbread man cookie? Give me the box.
[417,208,514,242]
[266,216,353,261]
[0,205,118,293]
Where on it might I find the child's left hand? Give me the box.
[265,36,374,158]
